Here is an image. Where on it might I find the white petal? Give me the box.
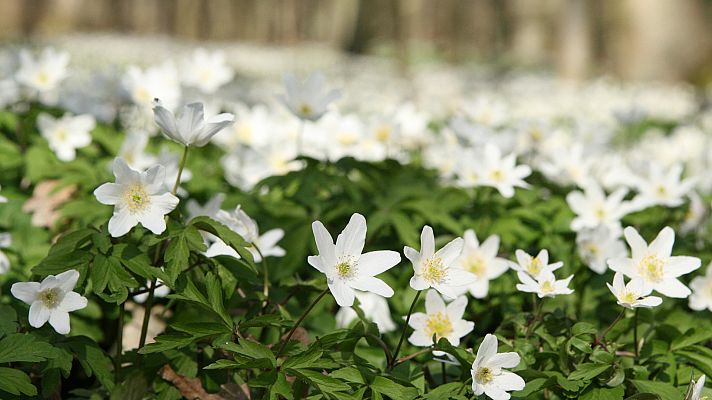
[649,226,675,257]
[420,226,435,258]
[624,227,648,258]
[328,280,355,307]
[307,255,327,274]
[446,295,468,319]
[475,334,498,365]
[636,296,663,308]
[312,221,337,267]
[665,256,701,277]
[480,235,500,259]
[153,104,180,143]
[108,207,139,237]
[93,183,123,205]
[409,275,430,290]
[495,370,526,391]
[654,278,691,298]
[407,312,428,329]
[55,269,80,292]
[484,385,511,400]
[612,272,625,293]
[437,237,464,265]
[11,282,39,304]
[447,268,477,287]
[408,330,434,347]
[335,213,367,257]
[425,289,446,314]
[149,192,180,216]
[358,250,400,276]
[49,310,71,334]
[28,301,51,328]
[349,276,394,298]
[404,246,420,265]
[58,291,88,312]
[112,157,140,184]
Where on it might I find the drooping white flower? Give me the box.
[607,272,662,309]
[153,100,235,147]
[510,249,563,277]
[281,72,340,121]
[123,62,181,110]
[406,226,476,300]
[576,226,627,274]
[566,180,632,236]
[689,261,712,312]
[15,48,69,94]
[608,226,700,298]
[336,290,397,334]
[454,229,509,298]
[180,48,234,94]
[0,233,11,274]
[407,289,474,348]
[631,163,697,209]
[204,205,285,262]
[471,333,525,400]
[93,158,179,237]
[515,267,573,298]
[10,269,87,334]
[308,213,400,307]
[37,112,95,162]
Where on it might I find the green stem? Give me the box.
[115,302,125,382]
[525,297,544,339]
[275,287,329,359]
[138,145,189,352]
[441,361,447,384]
[254,245,269,309]
[389,290,422,370]
[595,308,626,347]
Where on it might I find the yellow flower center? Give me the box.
[335,256,357,280]
[530,128,543,141]
[123,184,151,214]
[475,367,494,384]
[199,69,213,83]
[236,123,253,143]
[466,255,487,277]
[134,87,152,104]
[540,280,554,294]
[620,290,637,304]
[490,169,504,183]
[638,255,664,282]
[299,103,313,116]
[656,186,667,196]
[425,312,453,341]
[594,206,607,219]
[54,129,68,142]
[39,288,61,308]
[37,70,50,85]
[585,243,599,256]
[422,256,447,284]
[527,257,542,275]
[375,127,391,142]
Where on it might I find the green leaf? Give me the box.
[64,336,115,392]
[572,322,598,336]
[32,250,92,276]
[205,272,232,328]
[288,368,351,393]
[137,334,194,354]
[579,386,625,400]
[221,339,276,368]
[370,376,419,400]
[671,329,712,351]
[0,367,37,396]
[189,216,256,272]
[0,333,58,363]
[329,367,365,384]
[630,380,683,400]
[282,347,323,369]
[569,363,611,381]
[0,306,18,337]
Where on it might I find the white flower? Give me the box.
[123,62,181,110]
[608,226,701,298]
[407,289,474,348]
[406,226,476,300]
[515,255,573,299]
[688,375,706,400]
[281,72,340,121]
[471,333,525,400]
[607,272,662,309]
[10,269,87,334]
[566,180,632,236]
[187,193,225,220]
[681,191,707,234]
[454,229,509,298]
[37,112,95,162]
[631,163,697,209]
[472,143,531,198]
[576,226,627,274]
[15,48,69,93]
[510,249,563,277]
[689,261,712,312]
[308,213,400,307]
[335,291,397,334]
[180,48,234,94]
[0,184,7,203]
[0,233,10,274]
[93,158,179,237]
[538,143,593,187]
[205,205,285,262]
[153,100,235,147]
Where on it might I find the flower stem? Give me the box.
[275,287,329,359]
[254,245,270,310]
[115,302,125,382]
[525,297,544,339]
[594,308,626,348]
[389,290,422,370]
[441,361,447,384]
[138,145,189,353]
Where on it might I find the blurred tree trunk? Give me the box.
[557,0,593,80]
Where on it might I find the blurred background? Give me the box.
[1,0,712,83]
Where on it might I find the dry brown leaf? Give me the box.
[22,180,76,228]
[160,364,225,400]
[218,383,251,400]
[286,327,310,345]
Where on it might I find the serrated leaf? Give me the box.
[630,380,683,400]
[288,368,351,393]
[0,333,58,363]
[0,367,37,396]
[370,376,419,400]
[569,363,611,381]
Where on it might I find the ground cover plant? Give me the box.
[0,46,711,399]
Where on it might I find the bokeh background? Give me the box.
[2,0,712,83]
